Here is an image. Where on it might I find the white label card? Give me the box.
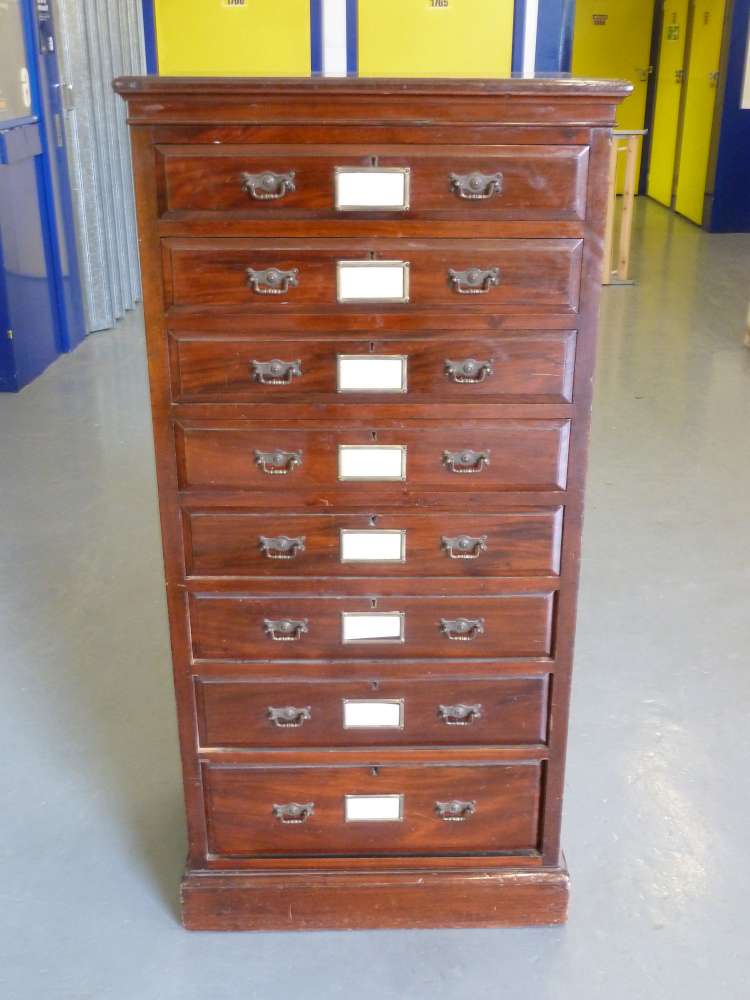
[340,530,405,562]
[335,169,409,210]
[337,355,407,392]
[341,612,404,643]
[337,262,409,302]
[345,794,403,822]
[343,700,404,728]
[338,445,406,481]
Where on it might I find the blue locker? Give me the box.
[0,0,85,391]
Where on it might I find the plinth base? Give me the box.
[181,863,569,931]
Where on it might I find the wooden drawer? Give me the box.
[204,760,542,857]
[185,508,563,578]
[163,238,583,313]
[169,330,576,403]
[197,676,549,749]
[188,593,555,662]
[158,144,588,222]
[175,421,570,493]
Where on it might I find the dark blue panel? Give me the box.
[0,231,18,391]
[0,149,60,389]
[310,0,323,75]
[536,0,576,73]
[142,0,158,75]
[709,0,750,232]
[346,0,358,76]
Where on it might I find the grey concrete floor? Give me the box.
[1,198,749,999]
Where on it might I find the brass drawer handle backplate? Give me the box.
[449,170,503,200]
[267,706,312,728]
[444,358,494,383]
[438,704,483,726]
[273,802,314,824]
[251,359,302,384]
[440,617,485,641]
[246,267,299,295]
[263,618,309,641]
[441,534,488,559]
[253,449,302,475]
[435,799,477,821]
[240,170,296,200]
[448,267,501,295]
[442,449,490,474]
[259,535,306,559]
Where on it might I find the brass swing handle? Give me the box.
[448,266,501,295]
[253,449,302,475]
[240,169,296,200]
[267,706,312,728]
[445,358,493,383]
[449,170,503,200]
[441,534,488,559]
[440,617,485,641]
[438,704,483,726]
[251,359,302,384]
[442,449,490,474]
[246,266,299,295]
[263,618,309,641]
[259,535,306,559]
[435,799,477,822]
[273,802,314,824]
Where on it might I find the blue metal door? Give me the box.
[31,0,85,351]
[0,0,84,391]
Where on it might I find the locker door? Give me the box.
[0,0,62,390]
[572,0,655,191]
[647,0,689,207]
[33,3,86,351]
[357,0,514,78]
[674,0,727,224]
[153,0,312,76]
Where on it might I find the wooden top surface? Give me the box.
[114,75,632,99]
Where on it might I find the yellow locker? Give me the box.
[154,0,312,77]
[674,0,726,224]
[572,0,655,191]
[357,0,513,78]
[647,0,689,207]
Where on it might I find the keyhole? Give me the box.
[369,514,378,527]
[370,430,377,441]
[371,766,379,777]
[369,341,375,353]
[370,155,378,167]
[368,250,376,261]
[371,679,380,691]
[371,598,378,609]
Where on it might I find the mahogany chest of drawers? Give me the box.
[115,76,629,931]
